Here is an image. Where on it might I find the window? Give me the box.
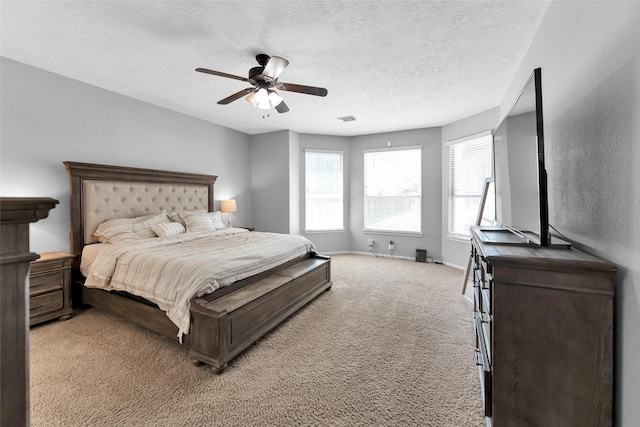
[448,131,493,239]
[364,147,421,234]
[305,150,343,231]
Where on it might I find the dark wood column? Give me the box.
[1,197,58,427]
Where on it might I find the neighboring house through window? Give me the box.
[363,146,422,234]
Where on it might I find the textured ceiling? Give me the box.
[1,1,549,136]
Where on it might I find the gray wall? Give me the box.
[250,130,291,233]
[349,128,442,260]
[0,57,252,254]
[501,2,640,425]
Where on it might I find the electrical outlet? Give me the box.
[389,239,394,250]
[368,239,374,246]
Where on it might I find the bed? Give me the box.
[64,161,332,373]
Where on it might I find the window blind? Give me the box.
[448,133,493,238]
[364,147,421,233]
[305,150,343,231]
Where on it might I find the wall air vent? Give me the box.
[337,115,356,122]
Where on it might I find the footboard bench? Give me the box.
[188,255,331,373]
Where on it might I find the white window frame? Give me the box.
[447,130,493,241]
[363,146,422,236]
[304,149,344,233]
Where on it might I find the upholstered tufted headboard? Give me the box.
[64,162,217,268]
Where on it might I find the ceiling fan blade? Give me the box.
[196,68,250,83]
[275,100,290,114]
[276,82,328,97]
[262,56,289,79]
[217,88,254,105]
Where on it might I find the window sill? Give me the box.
[363,229,423,237]
[304,229,345,234]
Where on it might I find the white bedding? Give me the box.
[81,228,316,339]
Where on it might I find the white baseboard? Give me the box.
[323,251,454,264]
[442,261,466,270]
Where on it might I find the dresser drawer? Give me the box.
[474,313,492,417]
[30,291,64,318]
[29,270,64,296]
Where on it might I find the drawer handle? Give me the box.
[480,313,490,324]
[474,349,482,366]
[31,304,44,310]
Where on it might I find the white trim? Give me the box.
[442,261,466,270]
[363,229,423,237]
[445,129,492,147]
[348,251,415,261]
[362,145,422,154]
[322,251,453,265]
[304,228,345,234]
[304,148,344,155]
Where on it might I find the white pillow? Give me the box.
[169,209,207,226]
[98,222,155,243]
[94,211,169,243]
[152,222,186,238]
[209,211,226,229]
[98,223,139,243]
[181,212,215,232]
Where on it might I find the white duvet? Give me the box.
[81,228,316,339]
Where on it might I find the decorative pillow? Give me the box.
[152,222,186,238]
[181,212,215,232]
[169,209,207,226]
[97,221,153,243]
[98,224,139,243]
[94,211,169,243]
[209,211,226,229]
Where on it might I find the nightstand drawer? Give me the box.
[29,252,74,326]
[30,256,72,274]
[30,291,63,317]
[29,270,64,296]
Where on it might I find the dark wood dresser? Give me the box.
[30,251,74,326]
[470,226,616,426]
[0,197,58,427]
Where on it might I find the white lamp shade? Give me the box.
[245,89,283,110]
[268,90,283,107]
[220,199,237,213]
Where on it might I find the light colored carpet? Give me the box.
[29,254,484,426]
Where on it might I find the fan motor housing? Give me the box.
[248,66,264,80]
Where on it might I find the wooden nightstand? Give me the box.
[29,252,74,326]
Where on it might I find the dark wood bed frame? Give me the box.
[64,161,332,373]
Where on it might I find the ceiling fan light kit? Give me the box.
[196,54,327,114]
[246,88,283,110]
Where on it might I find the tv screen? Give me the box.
[493,68,550,246]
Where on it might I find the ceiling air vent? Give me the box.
[337,115,356,122]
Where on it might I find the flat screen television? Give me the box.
[493,68,550,246]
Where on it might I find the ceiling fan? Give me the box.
[196,54,328,113]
